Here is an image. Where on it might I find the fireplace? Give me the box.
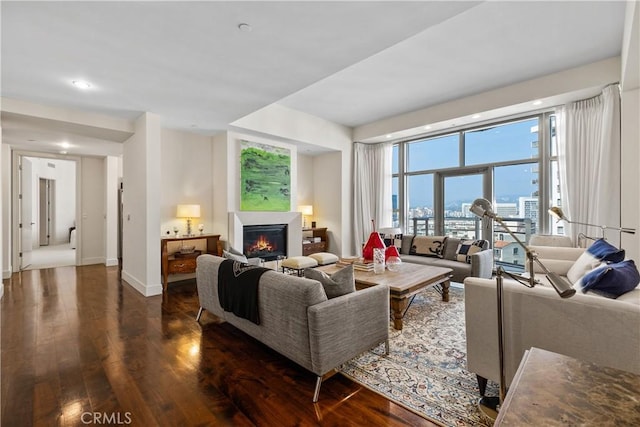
[243,224,287,261]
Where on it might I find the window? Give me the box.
[391,112,556,272]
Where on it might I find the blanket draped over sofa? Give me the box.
[217,259,270,324]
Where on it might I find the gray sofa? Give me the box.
[195,255,390,402]
[399,235,493,283]
[464,245,640,396]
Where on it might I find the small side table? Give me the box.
[496,347,640,425]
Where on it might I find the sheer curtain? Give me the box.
[556,84,621,246]
[353,142,393,255]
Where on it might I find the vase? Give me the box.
[373,248,385,274]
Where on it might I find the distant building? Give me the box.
[495,203,517,217]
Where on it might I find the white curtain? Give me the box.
[557,84,621,246]
[353,142,393,255]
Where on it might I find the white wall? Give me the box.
[121,113,162,296]
[160,128,214,237]
[80,157,105,265]
[0,131,4,295]
[297,153,314,226]
[1,144,10,279]
[104,156,120,267]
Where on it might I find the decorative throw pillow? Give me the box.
[455,240,485,264]
[567,239,626,284]
[410,236,447,258]
[580,260,640,298]
[222,249,248,264]
[400,235,415,255]
[304,265,355,299]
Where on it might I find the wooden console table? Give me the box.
[161,234,221,291]
[302,227,328,255]
[496,347,640,425]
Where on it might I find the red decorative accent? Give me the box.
[362,232,385,261]
[385,245,400,261]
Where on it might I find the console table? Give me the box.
[302,227,328,255]
[161,234,221,291]
[495,347,640,425]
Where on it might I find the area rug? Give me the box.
[340,287,496,426]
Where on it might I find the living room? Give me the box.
[1,1,639,425]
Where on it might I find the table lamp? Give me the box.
[549,206,636,238]
[298,205,313,228]
[470,198,575,419]
[176,204,200,236]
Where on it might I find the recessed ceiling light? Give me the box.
[386,134,393,138]
[59,142,71,149]
[424,125,432,130]
[532,100,543,106]
[72,80,91,89]
[472,114,481,119]
[238,23,252,32]
[59,151,68,155]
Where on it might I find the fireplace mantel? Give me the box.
[229,212,302,257]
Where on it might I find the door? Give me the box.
[437,169,491,239]
[19,157,34,269]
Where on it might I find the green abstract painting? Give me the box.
[240,140,291,211]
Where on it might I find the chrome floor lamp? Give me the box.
[470,198,576,419]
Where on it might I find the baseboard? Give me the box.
[105,258,119,267]
[0,283,4,299]
[3,268,12,280]
[121,270,163,297]
[82,257,105,266]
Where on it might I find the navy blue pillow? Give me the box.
[588,238,625,263]
[581,260,640,298]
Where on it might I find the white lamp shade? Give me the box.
[378,227,402,236]
[176,204,201,218]
[298,205,313,216]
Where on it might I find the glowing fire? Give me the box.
[247,235,275,253]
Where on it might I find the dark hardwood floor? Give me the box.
[1,265,437,426]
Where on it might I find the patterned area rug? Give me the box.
[341,287,497,426]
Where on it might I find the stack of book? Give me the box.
[337,257,374,271]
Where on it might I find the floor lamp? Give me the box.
[549,206,636,241]
[470,198,576,419]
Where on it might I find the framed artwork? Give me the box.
[240,140,291,211]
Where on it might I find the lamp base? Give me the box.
[477,396,499,421]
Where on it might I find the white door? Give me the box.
[19,157,34,270]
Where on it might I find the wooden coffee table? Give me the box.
[316,263,453,330]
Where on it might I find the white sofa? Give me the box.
[464,245,640,395]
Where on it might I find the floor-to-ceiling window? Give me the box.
[392,112,557,271]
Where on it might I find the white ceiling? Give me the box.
[0,1,629,157]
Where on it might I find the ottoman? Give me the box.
[308,252,339,266]
[281,256,318,276]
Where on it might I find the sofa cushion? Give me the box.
[400,235,415,255]
[304,265,355,299]
[567,239,625,284]
[443,237,461,261]
[410,236,446,258]
[223,249,248,263]
[455,240,486,263]
[580,260,640,299]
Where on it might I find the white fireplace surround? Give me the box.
[229,212,303,258]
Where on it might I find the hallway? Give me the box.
[25,243,75,270]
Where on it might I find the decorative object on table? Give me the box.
[386,255,402,272]
[173,226,179,238]
[298,205,313,228]
[179,245,196,254]
[470,197,576,420]
[176,204,201,236]
[311,221,317,228]
[198,223,204,235]
[384,244,400,261]
[240,140,291,212]
[362,220,385,261]
[549,206,636,239]
[373,247,385,274]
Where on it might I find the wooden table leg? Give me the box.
[390,297,408,330]
[441,279,450,302]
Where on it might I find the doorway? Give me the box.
[15,155,78,271]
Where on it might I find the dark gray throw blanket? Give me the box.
[217,259,270,325]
